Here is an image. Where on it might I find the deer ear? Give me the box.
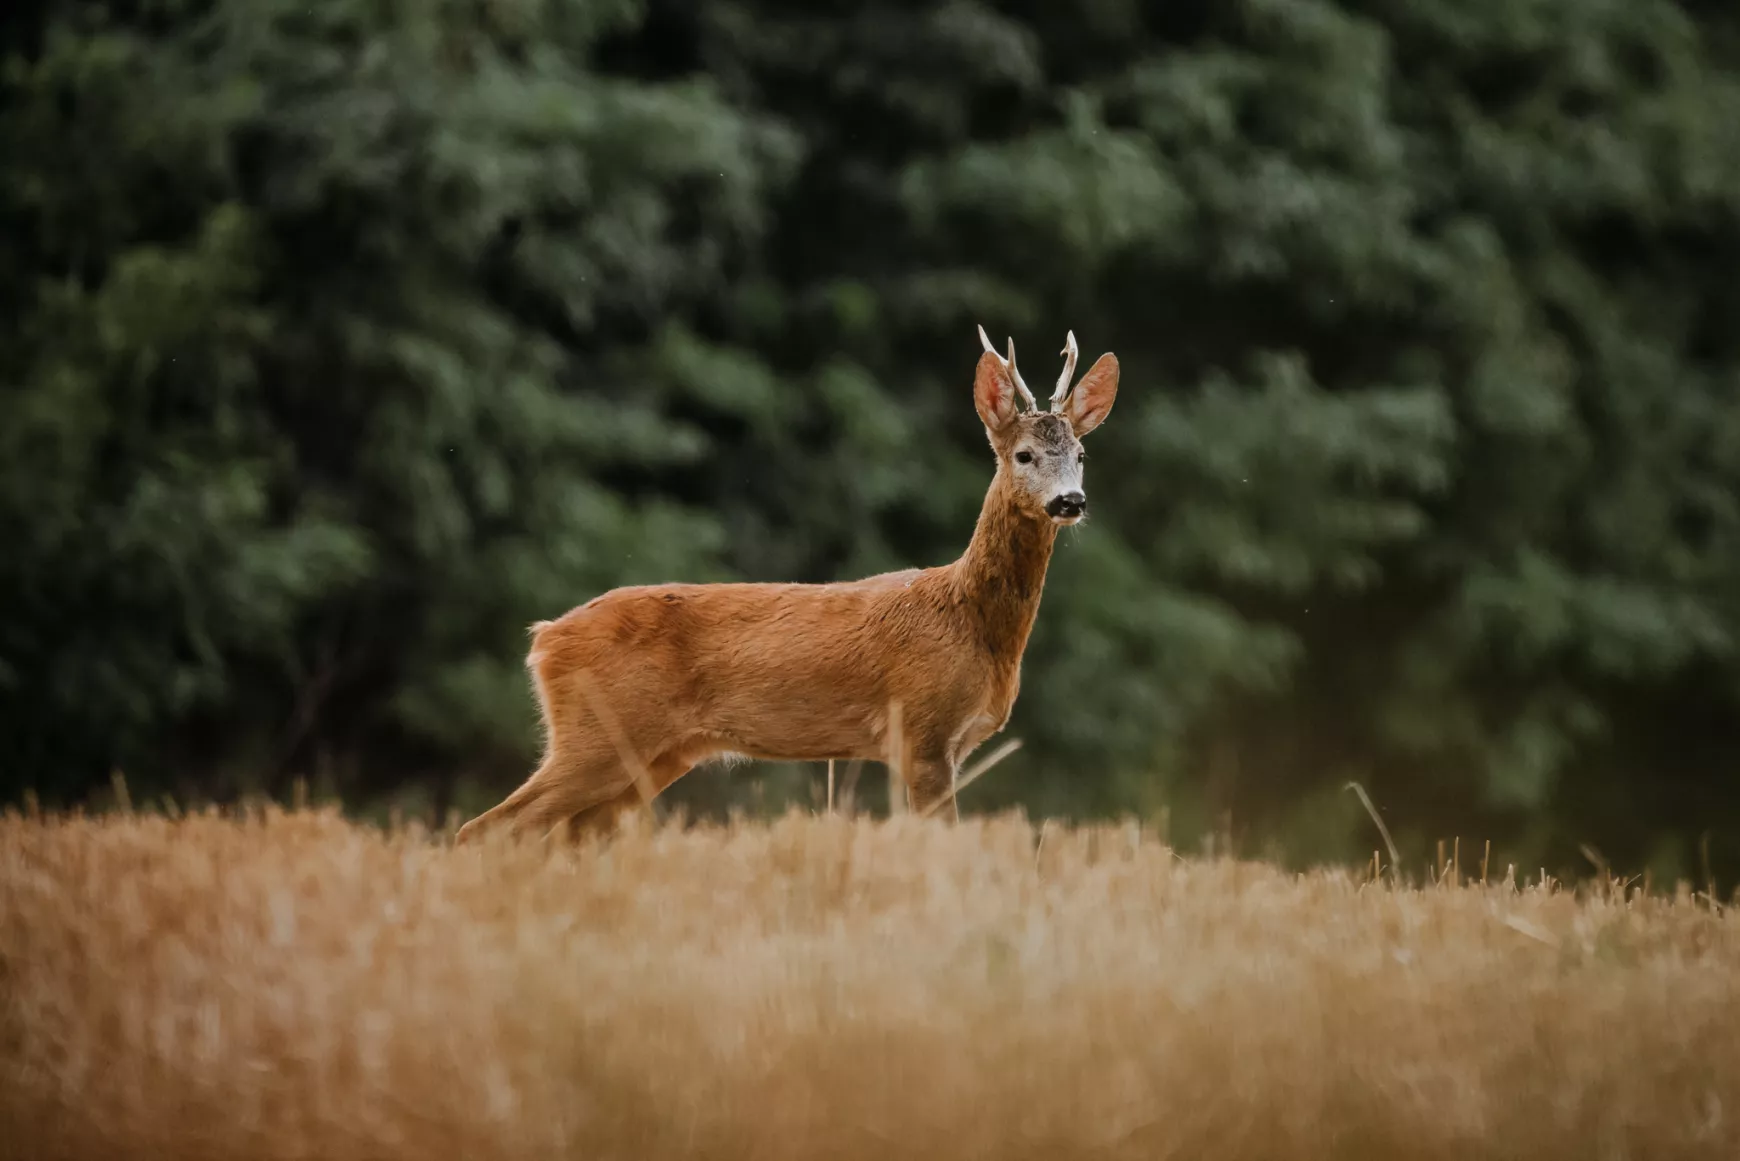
[1065,353,1119,436]
[974,350,1019,435]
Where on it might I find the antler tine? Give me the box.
[1004,337,1038,411]
[976,324,1038,410]
[1050,330,1079,412]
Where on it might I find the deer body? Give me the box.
[455,329,1119,843]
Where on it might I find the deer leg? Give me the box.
[456,658,679,845]
[561,784,647,842]
[510,763,633,841]
[453,764,547,845]
[905,754,960,821]
[453,743,624,846]
[560,750,695,841]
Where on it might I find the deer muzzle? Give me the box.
[1046,491,1086,522]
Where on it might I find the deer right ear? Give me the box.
[1064,353,1120,437]
[974,351,1019,435]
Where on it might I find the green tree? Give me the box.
[6,0,1740,884]
[0,0,797,807]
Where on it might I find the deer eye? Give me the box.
[1077,452,1086,464]
[1014,451,1034,465]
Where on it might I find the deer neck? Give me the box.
[948,467,1058,661]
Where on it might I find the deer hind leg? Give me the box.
[456,718,698,849]
[452,742,626,845]
[560,784,642,842]
[456,619,700,845]
[560,749,698,842]
[454,662,629,845]
[452,768,543,845]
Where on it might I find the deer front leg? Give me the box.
[904,754,960,821]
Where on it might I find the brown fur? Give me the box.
[455,341,1120,843]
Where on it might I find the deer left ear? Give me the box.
[1065,353,1119,436]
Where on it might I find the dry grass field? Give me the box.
[2,804,1738,1161]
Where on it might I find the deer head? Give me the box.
[973,326,1120,525]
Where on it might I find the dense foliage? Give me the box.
[5,0,1739,877]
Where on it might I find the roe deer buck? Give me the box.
[453,327,1120,843]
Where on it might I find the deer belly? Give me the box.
[702,668,883,762]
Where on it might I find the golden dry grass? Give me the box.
[3,806,1738,1161]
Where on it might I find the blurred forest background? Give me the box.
[5,0,1740,881]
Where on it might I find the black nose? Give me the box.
[1047,491,1086,519]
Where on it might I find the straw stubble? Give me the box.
[2,807,1737,1161]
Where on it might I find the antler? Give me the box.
[977,324,1039,411]
[1050,330,1079,413]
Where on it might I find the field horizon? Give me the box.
[3,804,1737,1160]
